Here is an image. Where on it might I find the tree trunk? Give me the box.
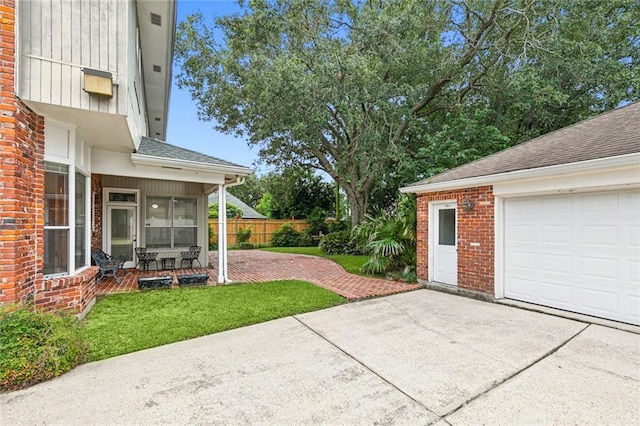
[341,182,369,226]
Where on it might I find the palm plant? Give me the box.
[353,195,417,275]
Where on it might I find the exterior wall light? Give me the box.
[83,68,113,97]
[461,197,475,212]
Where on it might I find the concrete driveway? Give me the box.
[2,290,639,425]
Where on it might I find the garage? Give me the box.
[504,190,640,325]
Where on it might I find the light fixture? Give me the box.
[151,203,159,209]
[83,68,113,97]
[461,197,475,212]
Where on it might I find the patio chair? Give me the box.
[180,245,202,268]
[135,247,158,271]
[91,248,126,283]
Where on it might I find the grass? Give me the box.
[85,280,345,361]
[260,246,372,275]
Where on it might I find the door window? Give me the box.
[438,208,456,246]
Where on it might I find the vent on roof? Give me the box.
[153,65,161,73]
[155,117,161,121]
[150,13,161,26]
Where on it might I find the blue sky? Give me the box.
[166,0,262,171]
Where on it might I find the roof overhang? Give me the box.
[131,152,253,177]
[400,153,640,194]
[137,0,176,140]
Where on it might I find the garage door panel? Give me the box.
[579,225,619,247]
[579,288,619,314]
[541,225,572,244]
[540,253,573,274]
[541,196,572,214]
[580,192,619,212]
[579,257,619,280]
[506,225,535,243]
[540,281,573,305]
[505,190,639,325]
[628,226,640,248]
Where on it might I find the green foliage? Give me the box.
[176,1,638,224]
[86,281,345,361]
[256,192,274,219]
[319,231,361,255]
[227,174,264,208]
[353,194,417,274]
[0,304,87,391]
[236,227,252,244]
[209,203,243,219]
[305,207,328,236]
[270,223,313,247]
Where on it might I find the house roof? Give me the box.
[209,192,267,219]
[404,101,640,188]
[136,137,249,170]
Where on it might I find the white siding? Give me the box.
[18,0,129,115]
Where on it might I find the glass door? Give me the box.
[107,206,137,268]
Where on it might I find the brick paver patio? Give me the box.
[96,251,420,301]
[210,250,421,301]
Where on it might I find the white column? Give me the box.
[217,185,226,283]
[221,188,229,282]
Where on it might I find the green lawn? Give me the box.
[85,280,344,361]
[261,246,372,275]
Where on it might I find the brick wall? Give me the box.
[0,0,98,315]
[416,186,495,295]
[0,0,45,305]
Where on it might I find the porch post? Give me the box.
[217,184,226,283]
[221,187,229,282]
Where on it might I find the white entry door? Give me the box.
[433,203,457,285]
[106,206,137,268]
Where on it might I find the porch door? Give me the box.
[433,203,457,285]
[107,206,137,268]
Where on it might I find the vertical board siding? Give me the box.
[18,0,126,115]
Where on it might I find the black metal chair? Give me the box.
[91,248,126,283]
[135,247,158,271]
[180,246,202,268]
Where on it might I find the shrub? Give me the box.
[236,227,252,244]
[305,207,328,237]
[319,230,361,255]
[209,203,243,219]
[271,223,314,247]
[0,304,88,391]
[352,194,417,274]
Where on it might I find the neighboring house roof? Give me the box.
[209,192,267,219]
[404,101,640,188]
[136,137,248,169]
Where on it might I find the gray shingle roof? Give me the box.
[136,137,248,169]
[208,192,267,219]
[407,101,640,186]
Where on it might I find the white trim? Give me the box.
[131,153,252,175]
[401,153,640,194]
[493,196,505,299]
[428,200,457,285]
[103,188,140,268]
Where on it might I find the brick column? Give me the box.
[0,0,45,304]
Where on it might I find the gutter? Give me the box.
[131,153,253,176]
[400,152,640,194]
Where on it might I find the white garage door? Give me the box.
[504,190,640,325]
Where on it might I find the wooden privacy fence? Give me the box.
[209,219,310,246]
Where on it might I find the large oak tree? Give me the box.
[176,0,638,224]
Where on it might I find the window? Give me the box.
[75,172,87,269]
[146,197,197,248]
[44,163,69,275]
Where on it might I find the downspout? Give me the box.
[218,177,246,283]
